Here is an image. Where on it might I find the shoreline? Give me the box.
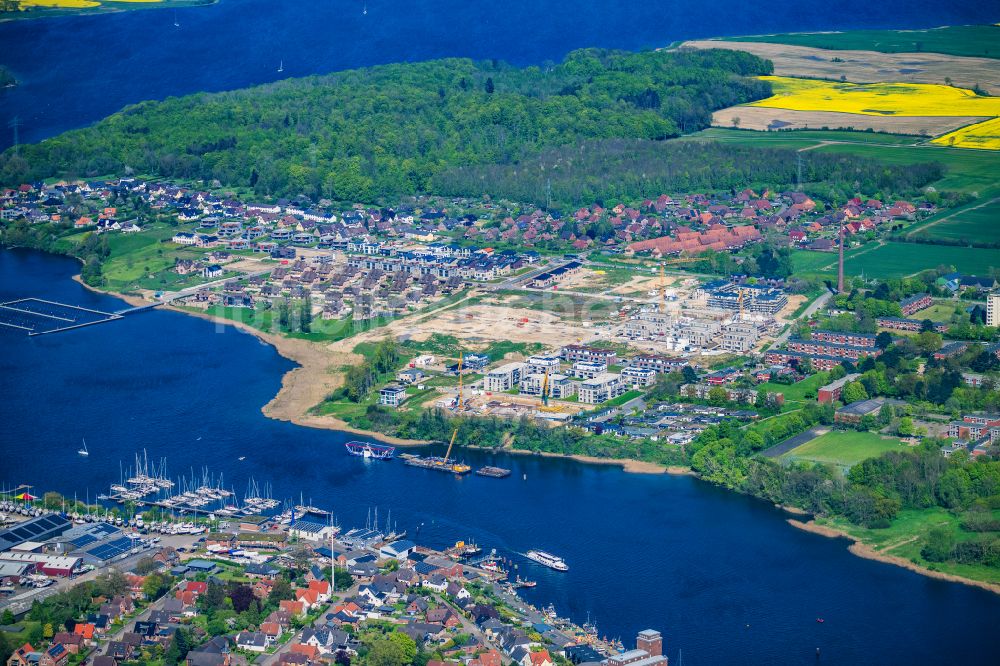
[42,259,1000,593]
[75,275,688,472]
[787,519,1000,596]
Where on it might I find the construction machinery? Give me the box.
[404,428,471,474]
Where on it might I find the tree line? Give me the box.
[0,48,773,200]
[432,138,943,208]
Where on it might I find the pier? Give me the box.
[0,297,161,336]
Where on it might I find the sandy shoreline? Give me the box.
[60,270,1000,591]
[787,519,1000,595]
[78,278,686,470]
[503,448,691,475]
[162,305,430,448]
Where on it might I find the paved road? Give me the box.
[254,581,359,665]
[772,291,833,347]
[489,260,573,292]
[159,268,273,304]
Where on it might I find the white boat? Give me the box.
[525,550,568,571]
[277,60,284,73]
[78,438,89,457]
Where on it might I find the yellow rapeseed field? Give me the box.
[750,76,1000,117]
[932,117,1000,150]
[18,0,161,8]
[749,75,1000,150]
[19,0,101,7]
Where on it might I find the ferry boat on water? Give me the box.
[345,441,396,460]
[525,550,569,571]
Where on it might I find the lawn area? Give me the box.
[188,305,391,344]
[842,242,1000,279]
[911,302,965,324]
[724,25,1000,59]
[605,389,643,407]
[781,430,908,468]
[757,371,830,407]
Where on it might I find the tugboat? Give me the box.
[345,441,395,460]
[525,550,569,571]
[513,575,537,588]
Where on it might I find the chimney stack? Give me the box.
[837,225,845,293]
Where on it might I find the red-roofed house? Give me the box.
[8,643,34,666]
[280,599,306,616]
[73,623,95,641]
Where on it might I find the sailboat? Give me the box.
[277,60,284,73]
[78,438,89,457]
[363,3,368,16]
[173,11,179,28]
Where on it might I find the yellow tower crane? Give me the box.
[444,428,458,463]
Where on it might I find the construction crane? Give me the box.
[541,370,550,407]
[444,428,458,464]
[656,257,701,313]
[659,264,667,314]
[737,288,746,321]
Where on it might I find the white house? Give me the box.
[235,631,269,653]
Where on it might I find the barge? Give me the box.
[476,466,511,478]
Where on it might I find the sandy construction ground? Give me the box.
[353,302,605,348]
[680,40,1000,94]
[712,106,986,137]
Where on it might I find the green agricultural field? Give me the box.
[843,242,999,279]
[685,127,919,149]
[909,200,1000,244]
[791,250,838,274]
[782,430,908,468]
[724,25,1000,59]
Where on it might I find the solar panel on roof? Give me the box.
[71,533,99,548]
[86,537,135,561]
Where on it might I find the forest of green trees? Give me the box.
[432,138,944,207]
[0,49,773,199]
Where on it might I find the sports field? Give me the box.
[781,430,907,468]
[842,242,999,279]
